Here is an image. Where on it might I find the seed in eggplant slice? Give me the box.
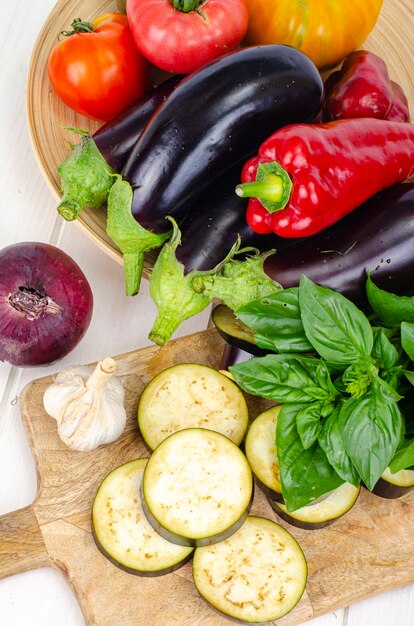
[138,363,249,450]
[269,483,360,530]
[245,406,283,501]
[142,428,253,547]
[92,459,193,575]
[371,467,414,499]
[193,516,307,623]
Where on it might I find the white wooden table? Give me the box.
[0,1,413,624]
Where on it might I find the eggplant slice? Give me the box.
[212,304,268,357]
[92,459,193,575]
[245,406,283,501]
[269,483,361,530]
[142,428,253,547]
[372,467,414,499]
[138,363,249,450]
[193,516,307,623]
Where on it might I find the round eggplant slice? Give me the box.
[372,467,414,499]
[269,483,360,530]
[212,305,268,357]
[142,428,253,547]
[193,516,307,623]
[245,406,283,501]
[92,459,193,575]
[138,363,249,450]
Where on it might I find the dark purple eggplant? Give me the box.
[262,183,414,304]
[93,75,182,173]
[57,76,181,221]
[124,45,323,234]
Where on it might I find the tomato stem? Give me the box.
[60,17,94,38]
[170,0,204,13]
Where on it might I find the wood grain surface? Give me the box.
[26,0,414,269]
[1,329,414,626]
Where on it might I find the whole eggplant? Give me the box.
[57,76,181,221]
[94,75,182,172]
[123,45,323,233]
[263,183,414,303]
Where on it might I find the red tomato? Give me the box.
[126,0,249,74]
[48,13,149,122]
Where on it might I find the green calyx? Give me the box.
[170,0,204,12]
[191,248,282,311]
[57,130,117,221]
[107,180,171,297]
[60,18,94,38]
[149,218,211,346]
[235,161,292,214]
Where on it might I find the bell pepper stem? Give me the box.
[235,161,293,214]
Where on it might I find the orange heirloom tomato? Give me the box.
[48,13,149,122]
[243,0,383,70]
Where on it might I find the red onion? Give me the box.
[0,242,93,366]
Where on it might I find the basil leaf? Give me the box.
[400,395,414,435]
[371,376,403,404]
[389,438,414,473]
[230,354,326,403]
[236,289,313,353]
[319,406,360,486]
[366,274,414,326]
[372,328,399,370]
[401,322,414,361]
[296,402,323,449]
[404,370,414,386]
[315,361,340,397]
[299,275,373,366]
[340,393,403,490]
[277,404,344,511]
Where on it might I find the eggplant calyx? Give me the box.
[107,180,171,297]
[191,250,282,312]
[236,162,292,214]
[57,132,117,221]
[148,218,210,345]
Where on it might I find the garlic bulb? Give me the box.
[43,357,127,451]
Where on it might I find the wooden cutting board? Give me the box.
[1,329,414,626]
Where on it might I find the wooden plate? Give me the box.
[27,0,414,270]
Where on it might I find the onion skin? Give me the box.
[0,242,93,366]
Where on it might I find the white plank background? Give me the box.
[0,1,412,625]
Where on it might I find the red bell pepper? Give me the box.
[236,118,414,238]
[323,51,410,123]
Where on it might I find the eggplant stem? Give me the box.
[123,252,145,296]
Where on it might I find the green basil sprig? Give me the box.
[231,274,414,510]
